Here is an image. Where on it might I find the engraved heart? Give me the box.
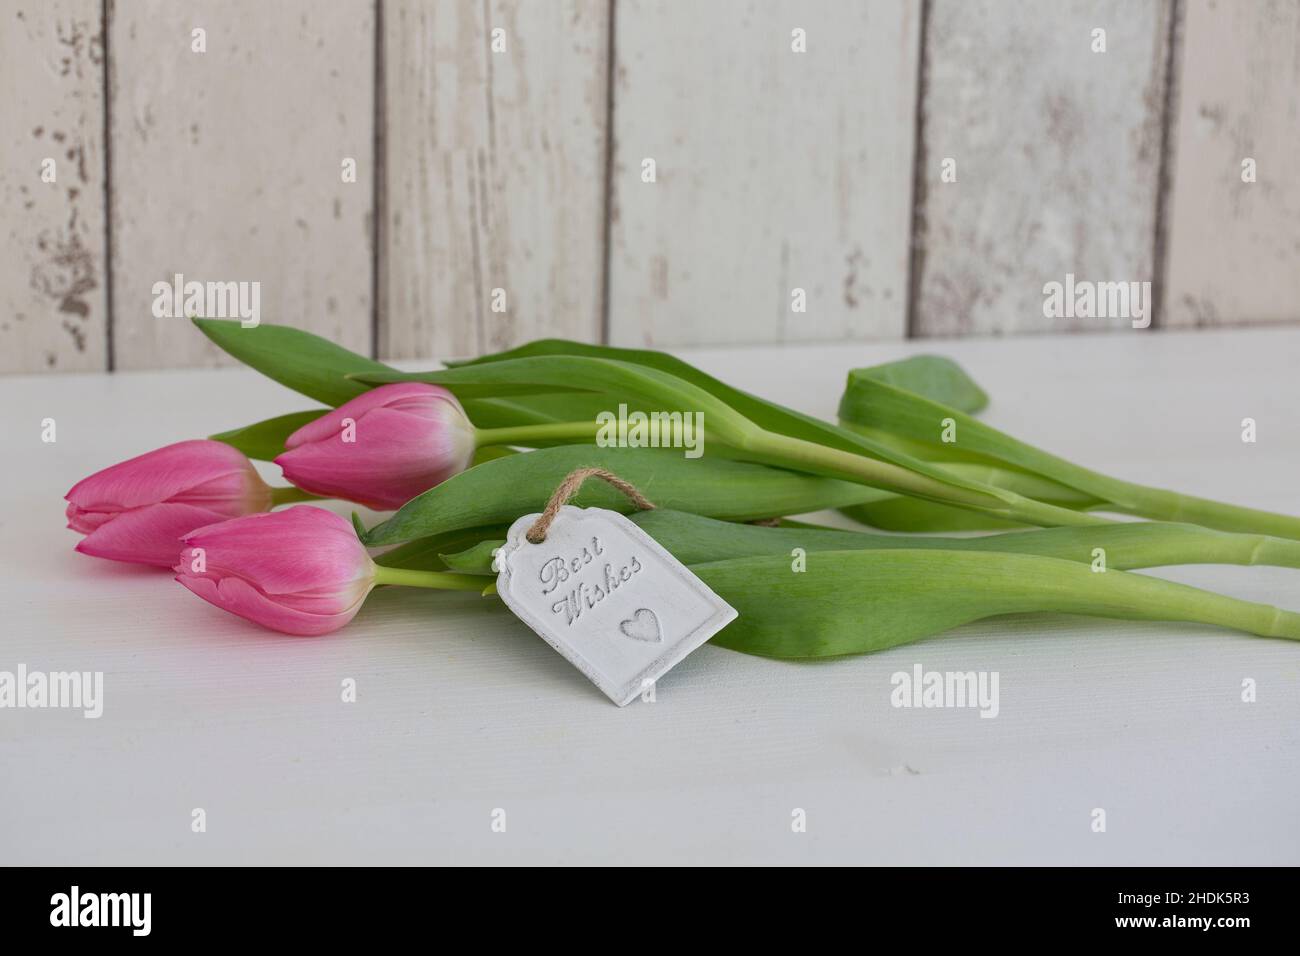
[619,608,662,643]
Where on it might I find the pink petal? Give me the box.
[171,470,270,514]
[180,507,371,595]
[284,382,464,448]
[66,439,263,514]
[66,500,113,534]
[276,406,470,510]
[75,502,231,568]
[176,571,363,636]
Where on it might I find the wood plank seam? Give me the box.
[905,0,933,340]
[101,0,115,368]
[371,0,384,360]
[1150,0,1185,330]
[598,0,616,346]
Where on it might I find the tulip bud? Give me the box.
[275,383,475,511]
[175,506,376,636]
[66,439,273,568]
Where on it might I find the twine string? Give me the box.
[525,468,656,543]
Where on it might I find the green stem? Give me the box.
[843,379,1300,540]
[472,417,1125,533]
[269,485,322,506]
[964,440,1300,540]
[749,431,1104,528]
[697,548,1300,659]
[475,420,602,448]
[371,565,489,591]
[1044,557,1300,641]
[441,518,1300,575]
[475,417,1107,529]
[1107,483,1300,540]
[884,406,1300,540]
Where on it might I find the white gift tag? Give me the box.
[493,506,737,706]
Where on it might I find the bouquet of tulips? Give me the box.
[64,317,1300,656]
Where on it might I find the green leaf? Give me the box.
[471,445,519,465]
[840,496,1032,531]
[368,347,1032,511]
[837,368,1300,539]
[359,445,883,546]
[835,452,1102,532]
[442,509,1300,575]
[350,355,759,445]
[370,380,602,399]
[696,549,1300,658]
[210,410,324,461]
[440,540,507,574]
[448,338,950,462]
[374,524,513,571]
[194,318,393,406]
[850,355,989,414]
[459,393,626,430]
[839,369,1110,497]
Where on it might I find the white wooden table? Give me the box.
[3,327,1299,865]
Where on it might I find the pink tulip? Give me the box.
[66,439,273,568]
[274,383,475,511]
[174,506,376,636]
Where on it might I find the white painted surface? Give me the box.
[1164,0,1300,327]
[380,0,608,358]
[607,0,920,346]
[108,0,375,369]
[0,0,107,372]
[914,0,1170,335]
[3,327,1298,864]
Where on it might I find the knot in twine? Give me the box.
[525,468,655,544]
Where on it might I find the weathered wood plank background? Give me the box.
[913,0,1171,336]
[1,0,107,372]
[108,0,374,369]
[607,0,920,347]
[1163,0,1300,327]
[381,0,607,359]
[3,0,1298,372]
